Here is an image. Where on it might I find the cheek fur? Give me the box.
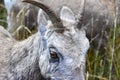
[39,50,51,78]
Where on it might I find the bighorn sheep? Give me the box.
[0,0,89,80]
[4,0,119,50]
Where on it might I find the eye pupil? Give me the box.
[50,52,58,59]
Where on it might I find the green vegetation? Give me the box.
[0,3,7,28]
[0,3,37,40]
[86,12,120,80]
[85,1,120,79]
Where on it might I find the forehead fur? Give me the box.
[47,29,89,58]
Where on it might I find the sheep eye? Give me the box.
[50,51,58,59]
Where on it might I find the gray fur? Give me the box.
[4,0,119,50]
[0,6,89,80]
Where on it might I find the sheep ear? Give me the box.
[37,9,48,26]
[60,6,75,27]
[37,9,51,49]
[37,9,48,37]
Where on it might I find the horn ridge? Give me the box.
[22,0,64,33]
[76,0,86,29]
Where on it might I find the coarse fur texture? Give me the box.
[0,26,15,80]
[0,5,89,80]
[4,0,119,50]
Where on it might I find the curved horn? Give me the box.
[22,0,64,33]
[76,0,86,29]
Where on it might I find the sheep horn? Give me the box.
[22,0,64,33]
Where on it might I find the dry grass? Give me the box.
[86,24,120,80]
[86,0,120,79]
